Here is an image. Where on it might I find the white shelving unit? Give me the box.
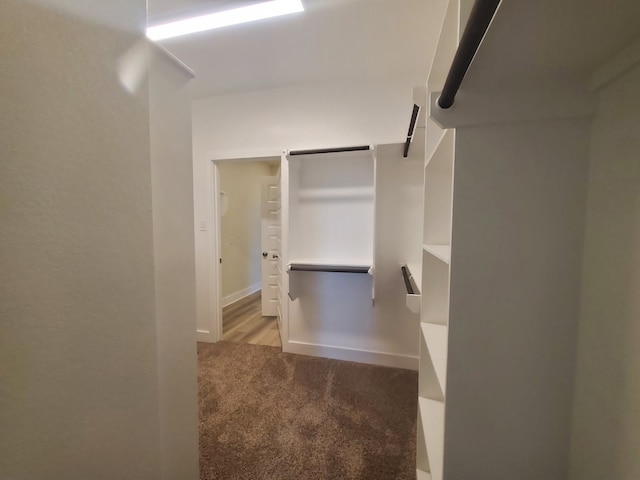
[417,1,466,479]
[282,146,381,345]
[416,1,591,478]
[286,148,376,271]
[280,133,426,368]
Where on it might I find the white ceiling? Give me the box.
[148,0,640,100]
[147,0,438,99]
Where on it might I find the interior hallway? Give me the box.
[222,291,282,348]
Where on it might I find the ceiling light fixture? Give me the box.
[146,0,304,41]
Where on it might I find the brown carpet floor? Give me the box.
[198,342,418,480]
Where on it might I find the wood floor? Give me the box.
[222,291,282,348]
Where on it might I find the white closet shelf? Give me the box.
[417,469,432,480]
[419,397,445,480]
[423,244,451,264]
[298,186,374,201]
[421,323,448,396]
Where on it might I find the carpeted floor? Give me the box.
[198,342,418,480]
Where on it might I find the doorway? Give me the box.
[213,157,282,347]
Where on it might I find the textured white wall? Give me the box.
[218,161,273,300]
[192,80,414,336]
[149,49,199,480]
[0,1,161,478]
[570,64,640,480]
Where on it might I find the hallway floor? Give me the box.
[222,291,281,347]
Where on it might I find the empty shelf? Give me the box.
[421,322,448,396]
[419,397,445,480]
[423,244,451,264]
[417,469,432,480]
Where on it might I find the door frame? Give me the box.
[207,153,281,343]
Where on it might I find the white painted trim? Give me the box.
[208,161,222,342]
[284,340,419,371]
[209,150,282,162]
[591,36,640,91]
[197,329,215,343]
[279,154,290,346]
[222,282,262,308]
[209,156,282,345]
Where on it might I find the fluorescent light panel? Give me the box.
[147,0,304,41]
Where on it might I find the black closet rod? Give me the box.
[401,265,417,295]
[289,263,370,274]
[437,0,501,109]
[403,104,421,158]
[289,145,371,156]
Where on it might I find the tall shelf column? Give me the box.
[416,0,468,478]
[416,0,592,478]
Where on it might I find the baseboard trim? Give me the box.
[284,340,419,371]
[197,329,216,343]
[222,282,262,308]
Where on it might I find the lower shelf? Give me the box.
[417,468,432,480]
[419,397,445,480]
[421,322,448,395]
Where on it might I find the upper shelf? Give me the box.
[423,244,451,264]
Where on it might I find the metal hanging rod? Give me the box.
[288,145,372,156]
[437,0,502,109]
[401,265,418,295]
[289,263,371,274]
[403,104,421,158]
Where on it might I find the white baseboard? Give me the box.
[222,282,261,308]
[284,340,419,371]
[197,329,216,343]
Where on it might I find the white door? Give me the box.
[261,176,279,316]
